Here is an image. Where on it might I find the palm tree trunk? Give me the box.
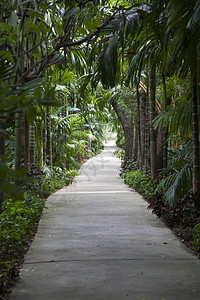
[25,117,30,170]
[43,109,47,165]
[191,50,200,207]
[112,100,132,162]
[149,61,158,178]
[140,86,146,170]
[130,103,134,161]
[162,75,168,171]
[0,114,6,212]
[46,106,52,166]
[14,112,22,171]
[157,125,163,170]
[29,123,35,164]
[62,97,67,168]
[134,114,138,162]
[136,82,143,173]
[145,83,149,171]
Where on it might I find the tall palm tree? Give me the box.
[149,60,158,178]
[165,0,200,206]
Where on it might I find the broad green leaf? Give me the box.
[94,16,100,28]
[32,53,41,59]
[35,105,41,113]
[8,12,18,27]
[84,18,93,32]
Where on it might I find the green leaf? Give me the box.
[40,2,48,12]
[34,87,42,99]
[23,78,43,90]
[32,53,41,59]
[85,18,93,32]
[9,12,18,27]
[25,107,38,122]
[26,10,43,18]
[1,182,15,194]
[1,23,12,32]
[26,23,41,34]
[0,50,14,63]
[63,7,78,20]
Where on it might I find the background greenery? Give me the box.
[1,0,200,297]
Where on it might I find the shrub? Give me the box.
[0,166,79,295]
[0,195,44,294]
[114,148,125,160]
[124,169,157,196]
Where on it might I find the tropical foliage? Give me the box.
[1,0,200,296]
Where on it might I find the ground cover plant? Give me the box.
[0,167,79,299]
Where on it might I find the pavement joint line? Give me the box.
[23,258,197,265]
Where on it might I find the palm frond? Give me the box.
[156,162,192,204]
[153,102,192,135]
[125,42,149,85]
[164,163,192,204]
[104,34,118,87]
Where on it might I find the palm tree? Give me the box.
[149,60,158,178]
[164,0,200,206]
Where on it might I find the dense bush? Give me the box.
[0,193,44,295]
[124,169,158,197]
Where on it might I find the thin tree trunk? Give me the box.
[130,103,134,161]
[46,106,52,166]
[145,83,149,171]
[0,114,6,212]
[191,50,200,208]
[29,123,35,164]
[140,86,146,170]
[112,100,132,162]
[134,114,138,162]
[157,126,163,171]
[25,117,30,170]
[149,61,158,179]
[43,109,47,165]
[14,112,22,171]
[136,82,143,173]
[62,97,67,168]
[162,75,168,171]
[40,117,44,167]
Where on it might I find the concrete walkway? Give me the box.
[11,141,200,300]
